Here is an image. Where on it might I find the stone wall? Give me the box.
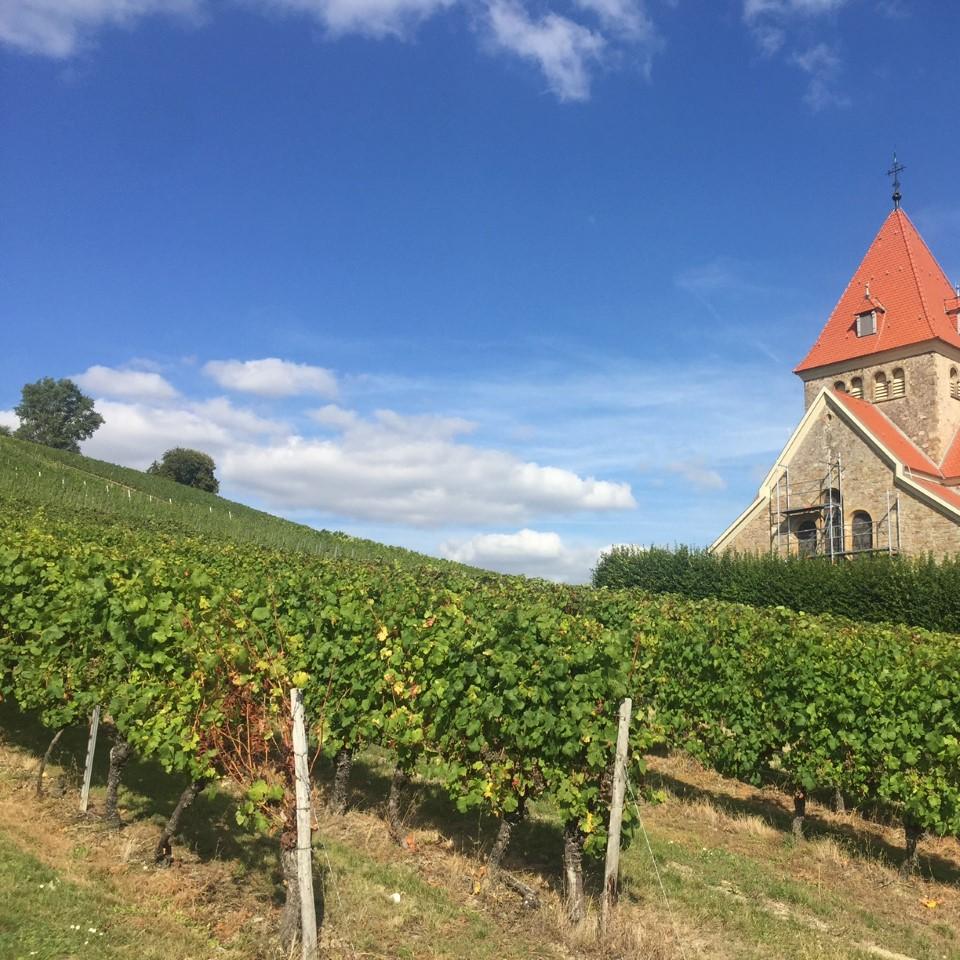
[716,401,960,557]
[802,351,951,462]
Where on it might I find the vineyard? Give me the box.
[2,438,960,958]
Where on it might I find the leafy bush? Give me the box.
[592,545,960,632]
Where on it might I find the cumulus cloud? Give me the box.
[74,364,179,402]
[82,396,287,467]
[203,358,338,398]
[0,410,20,430]
[0,0,200,58]
[308,404,360,429]
[222,407,634,525]
[73,381,634,527]
[485,0,605,102]
[439,528,610,582]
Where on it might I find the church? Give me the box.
[712,178,960,560]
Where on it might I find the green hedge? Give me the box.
[592,545,960,633]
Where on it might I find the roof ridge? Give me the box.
[895,209,936,338]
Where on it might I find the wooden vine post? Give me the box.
[291,688,319,960]
[600,697,632,937]
[79,705,101,813]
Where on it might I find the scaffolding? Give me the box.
[771,456,901,559]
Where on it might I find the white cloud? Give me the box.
[191,397,288,436]
[666,459,726,492]
[0,0,200,58]
[573,0,652,42]
[222,407,634,525]
[75,385,634,526]
[74,364,179,402]
[308,404,360,429]
[439,528,610,582]
[791,42,848,110]
[82,396,286,467]
[203,358,338,397]
[256,0,454,38]
[742,0,852,108]
[0,410,20,430]
[485,0,606,102]
[2,0,662,104]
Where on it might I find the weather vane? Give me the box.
[887,152,905,210]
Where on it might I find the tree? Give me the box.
[147,448,219,493]
[0,425,10,437]
[14,378,104,453]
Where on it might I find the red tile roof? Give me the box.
[912,476,960,512]
[796,209,959,373]
[830,389,942,476]
[941,430,960,480]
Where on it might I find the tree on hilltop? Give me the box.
[148,447,220,493]
[14,378,104,453]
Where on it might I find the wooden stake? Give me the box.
[80,706,100,813]
[291,689,319,960]
[600,697,632,937]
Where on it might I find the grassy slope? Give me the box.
[0,435,459,567]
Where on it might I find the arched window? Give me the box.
[850,377,863,399]
[797,520,817,557]
[952,368,960,400]
[822,488,843,555]
[834,381,847,393]
[874,371,889,402]
[852,511,873,552]
[891,368,905,398]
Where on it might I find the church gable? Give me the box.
[712,389,960,557]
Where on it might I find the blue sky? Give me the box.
[2,0,958,580]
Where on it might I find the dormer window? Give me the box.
[856,310,877,337]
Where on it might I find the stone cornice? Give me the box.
[794,339,960,382]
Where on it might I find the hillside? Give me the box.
[0,435,457,568]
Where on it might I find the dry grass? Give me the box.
[2,722,960,960]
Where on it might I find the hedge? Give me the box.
[592,545,960,633]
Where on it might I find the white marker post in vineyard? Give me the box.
[600,697,632,937]
[79,705,101,814]
[290,688,319,960]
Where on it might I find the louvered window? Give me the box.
[951,368,960,400]
[891,368,905,398]
[834,381,846,393]
[850,377,863,399]
[874,372,889,402]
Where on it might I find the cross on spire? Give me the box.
[887,152,906,209]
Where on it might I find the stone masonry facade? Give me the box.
[717,399,960,558]
[801,349,960,465]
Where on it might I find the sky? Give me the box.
[2,0,959,581]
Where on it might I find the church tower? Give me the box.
[712,173,960,560]
[794,207,960,463]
